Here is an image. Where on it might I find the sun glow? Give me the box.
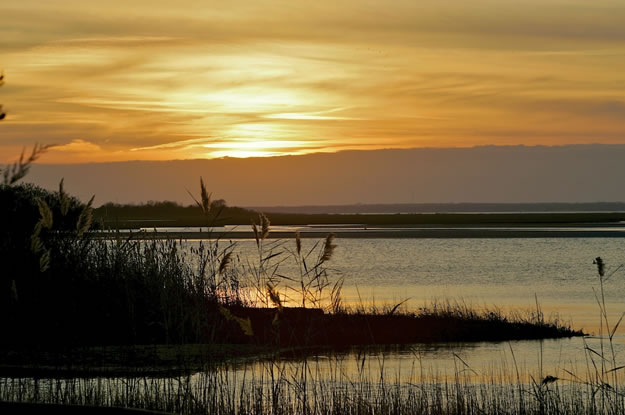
[195,121,314,158]
[204,140,309,150]
[208,150,283,158]
[203,139,313,158]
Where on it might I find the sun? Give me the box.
[203,123,313,158]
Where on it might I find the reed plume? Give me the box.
[219,251,233,275]
[252,213,270,247]
[267,283,283,310]
[260,213,270,240]
[35,198,53,230]
[320,233,336,262]
[2,143,52,185]
[58,178,70,216]
[200,177,211,214]
[187,176,212,215]
[594,256,605,277]
[76,195,95,237]
[295,231,302,255]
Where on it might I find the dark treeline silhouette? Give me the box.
[95,199,256,228]
[98,199,229,218]
[94,200,625,229]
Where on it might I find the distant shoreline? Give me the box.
[95,227,625,239]
[248,202,625,215]
[97,211,625,231]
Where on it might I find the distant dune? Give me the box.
[26,145,625,206]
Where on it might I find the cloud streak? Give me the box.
[2,1,625,162]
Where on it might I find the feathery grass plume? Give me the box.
[35,198,53,229]
[30,223,44,253]
[321,233,336,262]
[295,231,302,255]
[252,213,270,247]
[267,283,283,311]
[541,375,559,385]
[39,249,50,272]
[218,251,233,275]
[330,278,344,314]
[252,222,260,247]
[2,143,52,185]
[199,177,211,214]
[594,257,605,277]
[58,178,70,216]
[76,195,95,237]
[29,203,50,272]
[186,177,212,215]
[218,305,253,336]
[260,213,270,240]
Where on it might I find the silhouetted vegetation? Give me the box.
[224,302,581,348]
[3,354,623,415]
[95,201,625,229]
[95,199,253,228]
[0,72,5,121]
[0,157,245,346]
[1,182,92,319]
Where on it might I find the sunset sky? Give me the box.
[2,1,625,163]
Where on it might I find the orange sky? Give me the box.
[2,1,625,163]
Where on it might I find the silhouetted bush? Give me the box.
[0,181,239,346]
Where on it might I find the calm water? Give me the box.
[194,235,625,379]
[217,237,625,332]
[224,335,625,384]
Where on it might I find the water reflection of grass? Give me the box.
[2,353,625,415]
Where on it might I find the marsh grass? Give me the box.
[1,348,624,415]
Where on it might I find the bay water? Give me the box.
[201,235,625,380]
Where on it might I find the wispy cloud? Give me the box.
[2,1,625,162]
[130,137,214,152]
